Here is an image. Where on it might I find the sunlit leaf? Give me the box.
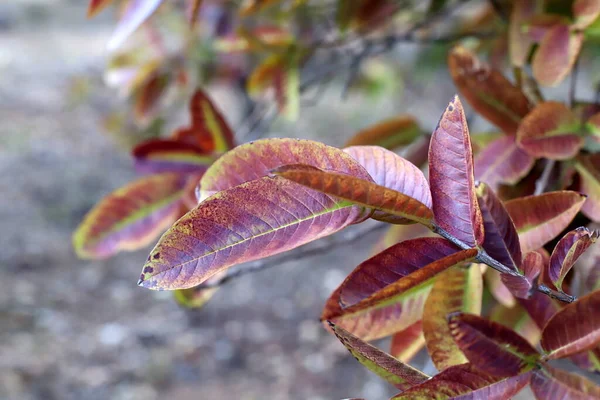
[575,154,600,222]
[474,135,535,189]
[390,321,425,363]
[344,116,421,150]
[328,322,429,390]
[423,264,483,371]
[517,102,584,160]
[429,96,484,247]
[505,191,587,253]
[490,303,541,346]
[139,176,369,290]
[131,139,216,174]
[448,313,539,377]
[448,47,532,134]
[573,0,600,29]
[541,290,600,359]
[391,363,531,400]
[73,173,188,259]
[530,364,600,400]
[476,182,522,271]
[274,164,434,226]
[532,24,584,87]
[501,251,543,299]
[87,0,114,17]
[549,227,598,290]
[107,0,164,51]
[198,138,371,201]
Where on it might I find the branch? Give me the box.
[534,159,556,195]
[194,222,388,290]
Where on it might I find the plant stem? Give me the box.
[534,159,555,195]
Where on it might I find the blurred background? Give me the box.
[0,1,464,399]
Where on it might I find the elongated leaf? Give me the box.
[490,303,541,346]
[172,90,236,153]
[390,321,425,363]
[198,138,371,201]
[139,176,368,289]
[517,102,584,160]
[429,96,484,247]
[519,291,561,331]
[344,116,421,149]
[509,0,540,67]
[340,238,461,307]
[549,227,598,290]
[107,0,164,51]
[391,363,531,400]
[273,165,433,226]
[501,251,543,299]
[448,47,531,134]
[505,191,586,253]
[573,0,600,29]
[476,182,522,270]
[532,24,584,87]
[541,290,600,359]
[423,264,483,371]
[132,139,216,174]
[530,364,600,400]
[575,154,600,222]
[88,0,114,17]
[344,146,432,224]
[73,173,188,259]
[328,322,429,390]
[474,135,534,189]
[448,313,539,377]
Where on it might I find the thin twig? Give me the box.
[195,222,388,289]
[569,57,580,108]
[534,159,556,195]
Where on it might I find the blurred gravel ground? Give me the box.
[0,1,476,399]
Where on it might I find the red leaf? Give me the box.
[519,291,561,331]
[575,154,600,222]
[517,102,584,160]
[530,364,600,400]
[73,173,188,259]
[549,227,599,290]
[532,24,584,87]
[505,191,587,253]
[391,363,531,400]
[448,313,539,377]
[423,264,483,371]
[134,72,169,123]
[448,47,532,134]
[390,321,425,363]
[541,290,600,359]
[132,139,216,174]
[474,135,535,189]
[501,251,543,299]
[476,182,522,271]
[429,96,484,247]
[344,117,422,150]
[328,322,429,390]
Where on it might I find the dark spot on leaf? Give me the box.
[144,266,154,274]
[448,104,454,112]
[153,252,160,259]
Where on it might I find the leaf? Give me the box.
[423,264,483,371]
[489,303,541,346]
[573,0,600,29]
[448,47,532,134]
[448,313,539,377]
[198,138,372,201]
[508,0,541,67]
[519,291,561,331]
[549,227,599,290]
[107,0,164,51]
[429,96,484,247]
[131,139,216,174]
[504,191,587,253]
[532,24,584,87]
[174,286,218,309]
[390,321,425,363]
[328,322,429,390]
[247,53,300,120]
[174,89,237,153]
[485,269,517,308]
[474,135,535,189]
[274,165,433,226]
[530,364,600,400]
[133,72,169,123]
[500,251,543,299]
[344,116,421,150]
[517,102,584,160]
[575,154,600,222]
[214,26,293,53]
[391,363,531,400]
[87,0,114,17]
[239,0,281,16]
[139,176,369,290]
[370,224,433,255]
[476,182,522,271]
[73,173,188,259]
[541,290,600,359]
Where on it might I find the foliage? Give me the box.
[76,0,600,398]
